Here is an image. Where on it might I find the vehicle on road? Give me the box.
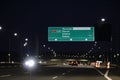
[67,61,78,66]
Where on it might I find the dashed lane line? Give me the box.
[52,76,58,79]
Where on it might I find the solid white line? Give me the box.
[105,70,109,76]
[104,75,112,80]
[52,76,58,79]
[0,74,11,77]
[94,68,104,76]
[104,70,112,80]
[95,68,112,80]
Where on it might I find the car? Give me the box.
[71,61,78,66]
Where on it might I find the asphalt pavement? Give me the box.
[0,65,120,80]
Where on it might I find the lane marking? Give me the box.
[52,76,58,79]
[95,68,112,80]
[104,70,112,80]
[95,68,104,76]
[105,70,109,76]
[0,74,11,78]
[62,73,66,75]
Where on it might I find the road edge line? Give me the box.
[104,70,112,80]
[95,68,112,80]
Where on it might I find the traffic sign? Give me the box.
[48,27,94,41]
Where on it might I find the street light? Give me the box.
[48,47,50,50]
[25,38,28,41]
[99,55,102,58]
[14,33,18,36]
[51,49,53,52]
[8,53,11,63]
[0,26,2,30]
[26,54,29,57]
[117,53,119,56]
[24,42,28,47]
[42,44,46,47]
[98,47,101,49]
[101,18,105,22]
[113,55,116,58]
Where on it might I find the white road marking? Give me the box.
[62,73,66,75]
[95,68,112,80]
[95,68,104,76]
[0,74,11,77]
[52,76,58,79]
[104,70,112,80]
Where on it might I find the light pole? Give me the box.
[24,42,28,47]
[8,33,18,63]
[8,53,11,63]
[117,53,119,64]
[24,38,29,56]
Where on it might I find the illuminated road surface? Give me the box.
[0,65,119,80]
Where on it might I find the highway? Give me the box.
[0,65,119,80]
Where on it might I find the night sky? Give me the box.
[0,0,120,54]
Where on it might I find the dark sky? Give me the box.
[0,0,120,53]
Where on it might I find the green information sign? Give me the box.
[48,27,94,41]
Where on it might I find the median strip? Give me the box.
[0,74,11,78]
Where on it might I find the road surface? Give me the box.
[0,65,119,80]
